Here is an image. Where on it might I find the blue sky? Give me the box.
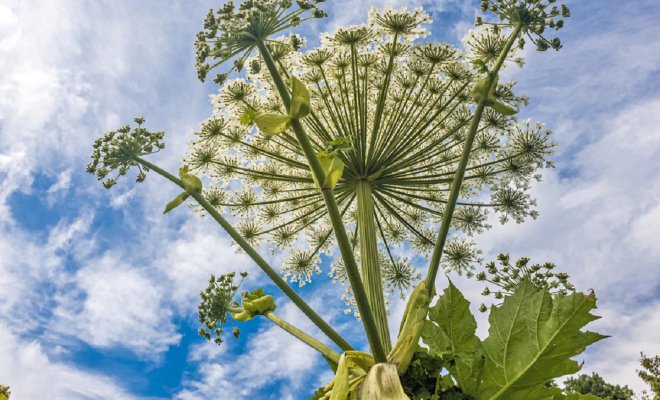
[1,0,659,399]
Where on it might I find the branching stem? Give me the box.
[256,40,387,363]
[425,24,523,293]
[134,156,354,352]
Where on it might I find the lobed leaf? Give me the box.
[424,282,484,396]
[477,280,607,400]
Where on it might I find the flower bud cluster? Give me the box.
[476,253,575,311]
[198,271,248,345]
[477,0,570,51]
[87,118,164,189]
[194,0,327,82]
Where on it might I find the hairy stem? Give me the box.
[425,24,523,293]
[134,156,354,352]
[256,40,387,363]
[356,180,392,352]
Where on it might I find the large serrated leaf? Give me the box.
[425,282,484,396]
[477,280,607,400]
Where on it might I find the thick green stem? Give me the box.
[256,40,387,363]
[135,156,354,352]
[356,180,392,352]
[425,25,523,293]
[263,311,342,365]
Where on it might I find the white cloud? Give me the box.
[176,302,326,400]
[51,253,181,356]
[0,323,138,400]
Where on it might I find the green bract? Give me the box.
[290,76,311,118]
[253,112,292,135]
[163,166,203,214]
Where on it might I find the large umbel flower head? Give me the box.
[186,6,557,307]
[195,0,327,83]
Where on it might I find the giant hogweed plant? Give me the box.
[88,0,606,398]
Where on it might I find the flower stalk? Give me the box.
[263,310,342,365]
[227,303,342,365]
[256,39,388,363]
[134,156,354,352]
[425,24,523,293]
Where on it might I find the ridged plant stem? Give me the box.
[256,40,387,363]
[356,180,392,352]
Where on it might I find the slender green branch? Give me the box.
[134,156,354,352]
[425,24,523,293]
[263,311,341,365]
[256,40,388,363]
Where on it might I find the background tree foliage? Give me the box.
[638,353,660,399]
[563,373,634,400]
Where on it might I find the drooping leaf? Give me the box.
[254,112,292,135]
[426,282,484,396]
[290,76,311,118]
[308,386,326,400]
[163,192,189,214]
[488,98,517,115]
[315,151,345,189]
[476,280,607,400]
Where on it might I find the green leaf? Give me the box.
[179,165,203,195]
[163,192,189,214]
[254,112,292,135]
[240,108,256,126]
[476,280,607,400]
[425,282,484,396]
[488,98,517,115]
[290,76,311,118]
[315,151,345,189]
